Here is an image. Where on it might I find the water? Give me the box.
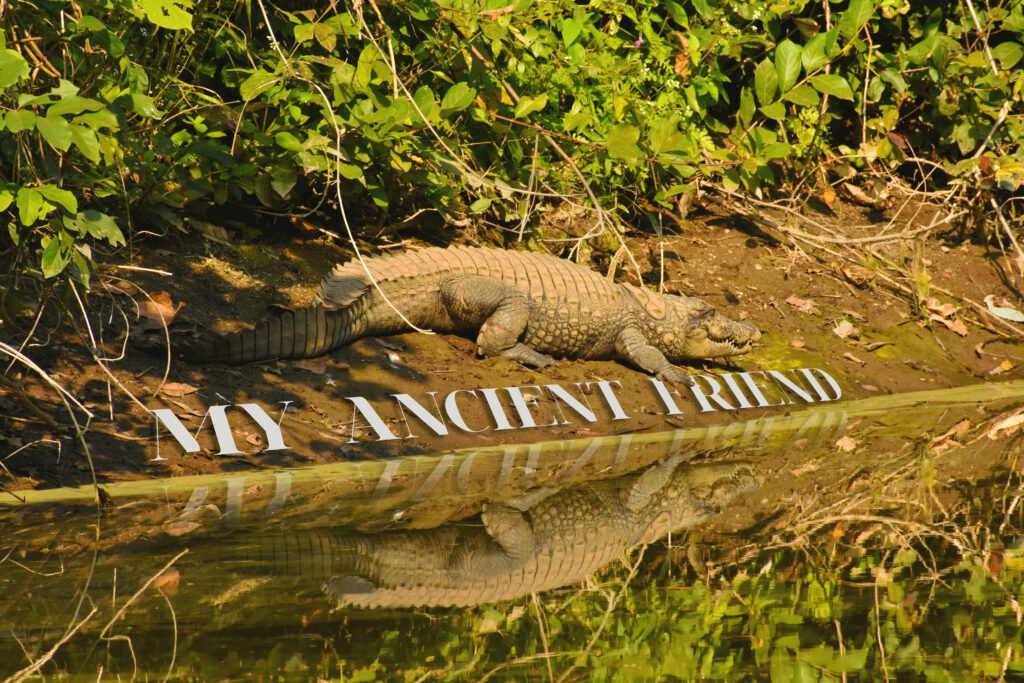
[3,382,1024,680]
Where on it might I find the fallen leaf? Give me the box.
[989,360,1015,375]
[843,309,867,321]
[984,295,1024,322]
[140,291,183,325]
[821,186,837,209]
[840,182,873,206]
[860,384,879,393]
[974,343,986,358]
[932,419,971,445]
[843,352,866,365]
[841,266,871,287]
[154,569,180,597]
[162,382,198,397]
[925,297,959,318]
[785,294,818,314]
[790,337,806,349]
[293,358,328,374]
[791,462,819,477]
[833,319,859,339]
[948,318,968,336]
[836,435,858,452]
[988,412,1024,439]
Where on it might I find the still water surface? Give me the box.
[3,382,1024,680]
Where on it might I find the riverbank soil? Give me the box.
[1,196,1023,494]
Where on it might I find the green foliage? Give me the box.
[2,0,1023,285]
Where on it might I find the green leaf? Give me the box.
[37,185,77,214]
[0,49,29,90]
[605,124,640,161]
[469,197,491,213]
[514,94,548,118]
[562,18,582,46]
[738,87,755,129]
[774,40,802,93]
[782,84,820,107]
[270,162,297,198]
[69,124,102,163]
[240,70,278,100]
[138,0,194,30]
[760,102,787,120]
[754,59,778,105]
[129,93,164,118]
[274,131,304,152]
[4,109,37,133]
[294,23,316,43]
[16,187,46,225]
[993,42,1023,69]
[412,86,436,119]
[837,0,873,39]
[810,74,854,100]
[649,120,686,155]
[36,115,73,151]
[440,82,476,113]
[48,95,105,118]
[802,32,829,72]
[66,210,125,246]
[41,237,69,278]
[339,163,364,180]
[73,110,120,131]
[761,142,791,159]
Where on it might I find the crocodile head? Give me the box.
[662,296,761,359]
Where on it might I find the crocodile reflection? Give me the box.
[224,455,760,608]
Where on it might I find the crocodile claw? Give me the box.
[656,365,695,388]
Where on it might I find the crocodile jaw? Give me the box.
[681,314,761,358]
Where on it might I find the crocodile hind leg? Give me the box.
[439,276,555,367]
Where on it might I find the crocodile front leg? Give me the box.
[440,276,556,368]
[614,327,694,387]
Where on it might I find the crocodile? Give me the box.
[224,456,760,608]
[180,246,760,385]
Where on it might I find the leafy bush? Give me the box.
[2,0,1022,287]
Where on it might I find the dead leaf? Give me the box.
[843,352,866,365]
[833,320,859,339]
[791,462,819,477]
[140,291,183,325]
[293,358,328,374]
[860,384,879,392]
[243,432,263,447]
[162,382,198,398]
[932,419,971,445]
[925,297,958,318]
[984,295,1024,322]
[974,343,986,358]
[839,182,873,206]
[948,318,968,336]
[790,337,806,349]
[843,309,867,321]
[821,186,837,209]
[154,568,180,597]
[785,294,818,314]
[862,341,892,352]
[841,266,871,287]
[989,360,1015,375]
[988,412,1024,439]
[836,435,858,452]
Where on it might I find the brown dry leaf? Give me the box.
[931,419,971,454]
[162,381,198,397]
[293,358,328,374]
[154,568,180,597]
[843,309,867,321]
[140,291,183,324]
[791,462,818,477]
[841,266,871,287]
[843,352,866,365]
[833,319,859,339]
[785,294,818,314]
[947,318,968,336]
[790,337,806,349]
[836,435,858,452]
[674,53,690,78]
[860,384,879,392]
[862,341,892,352]
[989,360,1015,375]
[821,186,837,209]
[925,297,958,318]
[840,182,873,206]
[243,431,263,447]
[974,343,986,358]
[988,412,1024,439]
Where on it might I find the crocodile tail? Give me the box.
[179,304,362,364]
